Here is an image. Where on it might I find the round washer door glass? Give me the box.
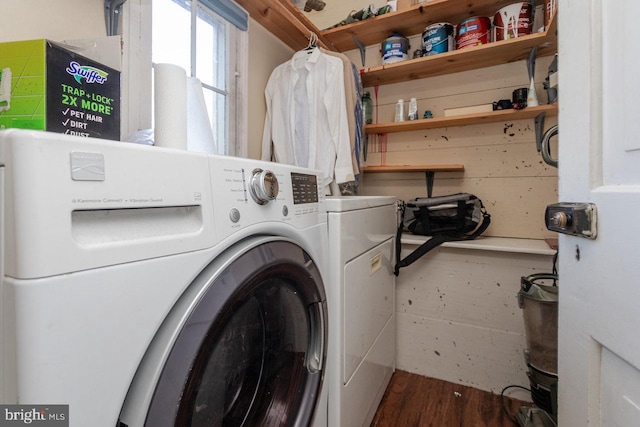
[145,240,326,427]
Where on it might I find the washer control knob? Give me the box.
[250,169,279,205]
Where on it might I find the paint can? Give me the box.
[381,34,410,64]
[455,17,491,50]
[544,0,557,29]
[421,23,455,57]
[493,2,534,41]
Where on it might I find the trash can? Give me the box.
[518,273,558,418]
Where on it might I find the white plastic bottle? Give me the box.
[395,99,404,122]
[408,97,418,120]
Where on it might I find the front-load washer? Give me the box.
[0,129,329,427]
[324,196,397,427]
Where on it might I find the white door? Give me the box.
[558,1,640,425]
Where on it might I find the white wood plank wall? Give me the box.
[343,40,559,395]
[354,57,558,240]
[396,246,554,395]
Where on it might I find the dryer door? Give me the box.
[118,237,326,427]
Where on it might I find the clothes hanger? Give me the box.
[305,32,318,51]
[292,32,319,61]
[307,32,318,49]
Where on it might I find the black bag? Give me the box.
[394,193,491,276]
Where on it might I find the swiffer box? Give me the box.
[0,39,120,140]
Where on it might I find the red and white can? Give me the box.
[493,2,534,41]
[455,17,491,50]
[544,0,557,29]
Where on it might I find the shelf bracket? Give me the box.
[352,36,366,67]
[425,171,435,198]
[526,45,538,82]
[105,0,127,36]
[534,112,546,153]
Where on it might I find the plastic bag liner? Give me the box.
[519,273,558,375]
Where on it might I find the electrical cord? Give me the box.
[500,384,531,424]
[552,250,558,286]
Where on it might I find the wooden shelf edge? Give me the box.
[321,0,523,52]
[319,1,435,47]
[362,34,555,86]
[365,104,558,134]
[362,164,464,173]
[545,237,559,250]
[239,0,557,63]
[239,0,558,63]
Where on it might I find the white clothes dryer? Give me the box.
[0,129,329,427]
[324,196,397,427]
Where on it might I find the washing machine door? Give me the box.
[118,237,326,427]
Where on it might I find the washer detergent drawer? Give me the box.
[343,237,395,384]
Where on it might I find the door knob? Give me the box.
[545,202,597,239]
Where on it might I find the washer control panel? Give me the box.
[209,156,325,239]
[291,172,319,205]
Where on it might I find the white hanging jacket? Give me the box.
[261,47,355,192]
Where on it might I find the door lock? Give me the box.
[545,202,597,239]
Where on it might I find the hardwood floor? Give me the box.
[371,370,531,427]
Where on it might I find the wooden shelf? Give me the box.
[360,11,557,86]
[321,0,546,52]
[365,104,558,134]
[236,0,332,51]
[238,0,556,54]
[362,164,464,173]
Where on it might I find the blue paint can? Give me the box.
[381,34,410,64]
[422,23,455,56]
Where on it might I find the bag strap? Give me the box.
[394,206,491,276]
[456,199,466,232]
[395,201,406,276]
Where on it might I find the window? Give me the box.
[123,0,248,156]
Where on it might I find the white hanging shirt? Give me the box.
[262,48,355,191]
